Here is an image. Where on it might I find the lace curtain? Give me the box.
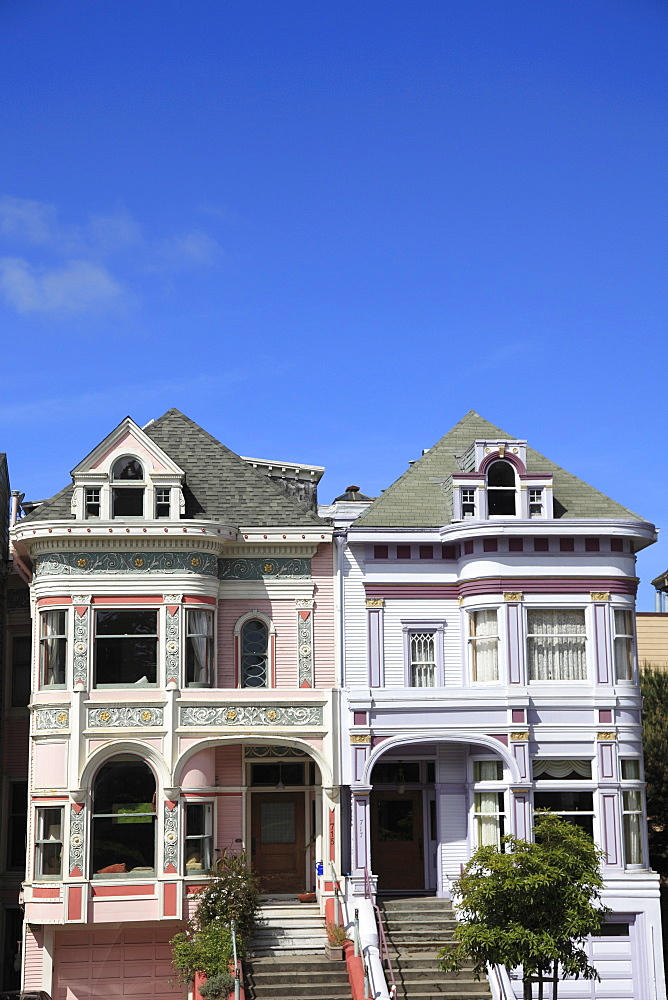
[187,610,212,685]
[532,759,592,778]
[474,792,501,847]
[527,609,586,680]
[410,632,436,687]
[470,610,498,682]
[623,791,643,864]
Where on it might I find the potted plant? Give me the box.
[325,920,350,961]
[171,850,260,997]
[296,889,317,903]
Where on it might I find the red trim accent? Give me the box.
[164,862,177,874]
[167,605,179,616]
[186,883,207,894]
[300,679,312,688]
[183,595,216,605]
[298,609,311,621]
[329,809,336,862]
[234,634,239,687]
[477,451,527,475]
[68,884,82,920]
[69,865,83,878]
[343,940,366,1000]
[164,881,178,916]
[31,795,68,802]
[33,887,60,898]
[75,606,88,617]
[72,803,84,814]
[91,595,162,604]
[490,734,509,746]
[166,800,177,811]
[91,884,155,896]
[364,577,638,599]
[37,596,72,606]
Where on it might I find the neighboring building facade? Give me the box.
[328,411,664,1000]
[10,410,338,999]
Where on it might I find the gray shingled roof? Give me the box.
[354,410,643,527]
[21,409,328,528]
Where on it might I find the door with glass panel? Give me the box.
[251,792,305,892]
[371,790,425,890]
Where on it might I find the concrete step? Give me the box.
[245,955,351,1000]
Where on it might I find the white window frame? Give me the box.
[185,607,215,688]
[467,608,500,683]
[612,607,636,683]
[470,757,506,849]
[401,621,446,688]
[39,609,67,689]
[619,759,645,868]
[526,606,588,682]
[34,806,64,880]
[234,611,275,689]
[93,607,160,689]
[485,460,519,519]
[184,801,214,875]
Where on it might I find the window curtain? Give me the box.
[410,632,436,687]
[476,760,502,781]
[470,610,498,681]
[614,610,634,681]
[527,610,586,680]
[475,792,500,847]
[188,611,212,684]
[623,791,643,864]
[532,759,592,778]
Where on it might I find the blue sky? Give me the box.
[1,0,666,607]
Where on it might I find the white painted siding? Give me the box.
[343,546,368,686]
[437,744,468,882]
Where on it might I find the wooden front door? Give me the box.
[251,792,305,892]
[371,790,424,891]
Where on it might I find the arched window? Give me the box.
[92,757,156,877]
[240,618,269,688]
[486,460,516,516]
[111,456,145,517]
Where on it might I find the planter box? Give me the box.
[325,942,344,961]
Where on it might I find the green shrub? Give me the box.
[199,970,236,999]
[171,920,233,985]
[195,850,261,948]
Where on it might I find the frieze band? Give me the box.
[218,557,311,580]
[34,551,218,577]
[180,705,323,727]
[73,607,89,687]
[69,805,85,876]
[35,708,70,730]
[87,707,164,728]
[164,804,179,871]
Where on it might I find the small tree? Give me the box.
[439,814,609,1000]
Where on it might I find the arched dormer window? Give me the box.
[111,456,145,518]
[486,461,517,516]
[235,613,274,688]
[91,756,156,877]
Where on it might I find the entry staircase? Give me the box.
[245,899,352,1000]
[379,897,492,1000]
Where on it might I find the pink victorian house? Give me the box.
[10,410,338,999]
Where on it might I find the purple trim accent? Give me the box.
[599,709,613,723]
[559,538,575,552]
[594,602,611,685]
[483,538,498,552]
[355,746,367,782]
[599,742,615,780]
[507,603,522,684]
[372,735,389,747]
[354,711,367,725]
[419,544,434,559]
[396,544,411,559]
[464,540,474,554]
[352,793,370,871]
[512,742,528,780]
[601,792,619,865]
[442,544,458,559]
[490,733,508,746]
[512,709,525,723]
[534,537,549,552]
[368,608,384,687]
[508,538,523,552]
[611,538,624,552]
[373,544,388,559]
[512,792,529,840]
[585,538,600,552]
[364,577,638,599]
[477,451,527,476]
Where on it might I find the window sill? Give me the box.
[94,683,158,689]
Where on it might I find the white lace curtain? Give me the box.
[188,610,212,684]
[470,610,498,682]
[411,632,436,687]
[532,759,591,778]
[527,609,586,680]
[474,792,501,847]
[623,791,643,864]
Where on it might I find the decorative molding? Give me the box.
[298,609,314,687]
[365,599,385,609]
[73,607,89,687]
[218,557,311,580]
[509,732,529,741]
[71,595,92,605]
[163,593,183,604]
[164,803,179,872]
[591,592,610,602]
[35,708,69,730]
[87,707,164,728]
[69,805,85,875]
[350,734,371,744]
[34,551,217,577]
[295,598,315,610]
[180,705,323,727]
[165,608,180,685]
[597,732,617,741]
[244,746,309,758]
[503,592,523,602]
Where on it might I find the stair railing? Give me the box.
[230,918,241,1000]
[364,868,397,1000]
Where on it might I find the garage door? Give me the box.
[538,918,637,1000]
[53,926,184,999]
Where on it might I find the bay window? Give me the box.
[469,609,499,682]
[186,609,214,687]
[92,758,156,876]
[94,610,158,687]
[527,609,587,681]
[39,610,66,688]
[35,807,63,879]
[185,803,213,873]
[614,609,635,682]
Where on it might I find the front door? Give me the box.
[371,790,424,890]
[251,792,305,892]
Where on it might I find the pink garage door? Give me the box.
[53,926,184,999]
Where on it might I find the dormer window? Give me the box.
[486,461,516,516]
[112,456,144,518]
[529,488,543,517]
[461,489,476,517]
[155,488,171,518]
[85,487,101,519]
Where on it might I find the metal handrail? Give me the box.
[230,919,241,1000]
[364,868,398,1000]
[329,860,343,925]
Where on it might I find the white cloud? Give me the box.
[0,196,59,246]
[0,257,124,314]
[158,229,223,266]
